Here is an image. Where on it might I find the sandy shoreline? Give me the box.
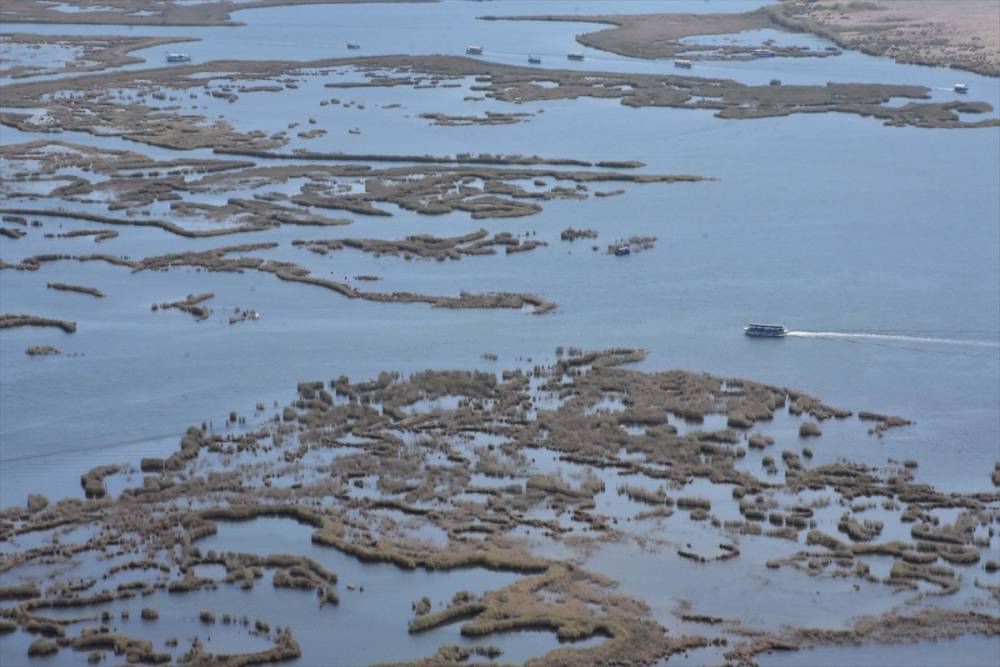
[489,1,1000,78]
[0,0,436,27]
[772,0,1000,78]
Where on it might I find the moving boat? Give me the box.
[466,45,484,55]
[744,323,787,337]
[674,59,693,68]
[528,55,542,64]
[954,83,968,93]
[347,43,361,50]
[614,245,631,256]
[165,52,191,63]
[567,52,584,61]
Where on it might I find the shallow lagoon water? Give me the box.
[192,517,585,665]
[1,1,999,664]
[3,102,997,495]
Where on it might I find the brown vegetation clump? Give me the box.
[617,484,672,506]
[0,227,26,239]
[789,393,852,420]
[27,638,58,656]
[799,421,822,437]
[677,496,711,511]
[419,110,533,126]
[49,228,119,242]
[155,293,214,321]
[0,56,986,189]
[859,410,913,435]
[80,464,119,498]
[1,140,702,231]
[0,347,975,667]
[838,513,883,542]
[561,227,598,241]
[3,240,560,316]
[0,583,40,600]
[47,282,105,298]
[0,313,77,333]
[25,345,61,356]
[26,493,49,512]
[412,596,432,616]
[293,229,546,260]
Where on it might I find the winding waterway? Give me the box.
[1,1,998,665]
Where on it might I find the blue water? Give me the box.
[0,2,1000,480]
[1,0,998,498]
[0,2,998,663]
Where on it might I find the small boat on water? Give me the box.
[165,52,191,63]
[567,52,584,61]
[752,49,775,58]
[347,43,361,50]
[674,59,693,69]
[614,245,631,256]
[954,83,968,93]
[528,55,542,64]
[466,45,484,55]
[744,323,787,337]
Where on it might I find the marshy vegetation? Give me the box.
[1,348,992,665]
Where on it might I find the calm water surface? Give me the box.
[0,2,998,663]
[1,0,997,494]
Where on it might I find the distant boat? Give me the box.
[752,49,775,58]
[567,52,584,61]
[674,59,693,69]
[347,42,361,50]
[614,245,631,256]
[165,52,191,63]
[466,45,484,55]
[954,83,968,93]
[528,55,542,64]
[744,323,787,337]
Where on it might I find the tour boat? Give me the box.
[567,52,584,61]
[674,59,693,68]
[954,83,968,93]
[165,52,191,63]
[744,323,787,337]
[466,45,484,55]
[528,55,542,64]
[614,245,631,256]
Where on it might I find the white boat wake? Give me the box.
[785,331,1000,348]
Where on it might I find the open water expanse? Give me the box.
[1,1,998,665]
